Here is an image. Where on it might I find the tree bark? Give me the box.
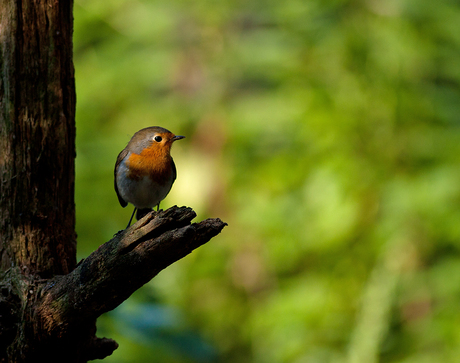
[0,1,226,362]
[0,0,76,277]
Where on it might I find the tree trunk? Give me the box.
[0,1,226,362]
[0,0,76,277]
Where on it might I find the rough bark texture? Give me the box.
[0,207,226,362]
[0,1,227,362]
[39,207,223,328]
[0,0,77,277]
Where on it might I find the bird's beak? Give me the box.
[172,135,185,141]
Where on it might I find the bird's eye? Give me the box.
[154,136,162,142]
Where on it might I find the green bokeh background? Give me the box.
[73,0,460,362]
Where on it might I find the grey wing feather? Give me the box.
[114,148,129,208]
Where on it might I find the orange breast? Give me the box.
[126,144,173,185]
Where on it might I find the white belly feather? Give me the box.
[116,160,172,209]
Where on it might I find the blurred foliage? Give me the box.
[73,0,460,362]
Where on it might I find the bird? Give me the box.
[114,126,185,228]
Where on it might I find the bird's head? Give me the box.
[128,126,185,156]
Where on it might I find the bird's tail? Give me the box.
[136,208,153,220]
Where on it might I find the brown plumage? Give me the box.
[114,126,185,228]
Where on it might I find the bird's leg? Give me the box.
[156,203,160,212]
[126,207,137,229]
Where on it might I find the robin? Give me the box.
[114,126,185,228]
